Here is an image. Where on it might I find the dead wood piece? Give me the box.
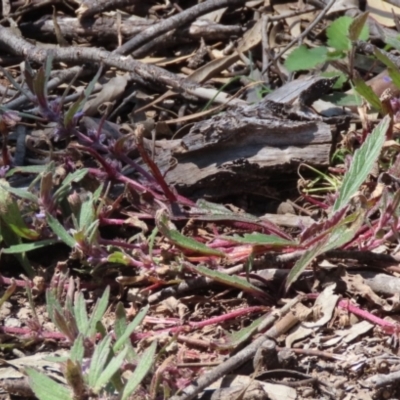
[149,100,332,196]
[260,213,315,228]
[115,0,248,55]
[169,295,303,400]
[22,16,242,50]
[0,26,244,108]
[76,0,141,19]
[254,268,400,298]
[365,369,400,388]
[20,16,153,44]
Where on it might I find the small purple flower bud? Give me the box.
[35,211,46,219]
[0,165,9,177]
[390,98,400,115]
[1,110,20,127]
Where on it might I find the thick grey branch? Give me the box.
[0,25,243,106]
[115,0,248,55]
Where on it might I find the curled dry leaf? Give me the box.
[83,74,129,116]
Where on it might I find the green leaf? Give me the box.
[3,239,59,254]
[320,71,347,89]
[321,93,363,107]
[70,334,85,363]
[348,12,370,42]
[44,53,54,92]
[196,199,236,215]
[6,165,47,177]
[84,66,103,103]
[121,341,157,400]
[285,45,328,72]
[115,303,127,339]
[26,368,73,400]
[86,286,110,337]
[86,220,99,245]
[157,213,225,257]
[115,302,138,362]
[148,226,158,258]
[93,347,128,393]
[64,359,85,398]
[326,50,346,61]
[113,305,149,352]
[46,290,64,325]
[353,72,383,112]
[87,334,112,387]
[53,308,75,341]
[222,233,296,247]
[64,92,85,126]
[0,184,39,202]
[373,49,400,90]
[46,213,76,248]
[320,211,365,253]
[0,184,39,240]
[214,314,266,350]
[0,219,34,276]
[2,66,35,102]
[333,115,390,212]
[285,210,365,290]
[327,16,368,51]
[193,264,267,297]
[285,240,326,292]
[383,33,400,52]
[63,66,102,126]
[53,169,89,203]
[73,292,89,336]
[108,251,131,265]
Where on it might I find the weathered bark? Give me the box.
[147,95,344,197]
[20,17,242,47]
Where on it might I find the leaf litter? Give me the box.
[2,0,400,399]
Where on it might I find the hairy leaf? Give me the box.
[86,286,110,337]
[46,213,76,248]
[222,233,296,247]
[327,16,368,51]
[0,183,39,240]
[73,292,89,336]
[286,210,365,290]
[93,347,128,393]
[214,314,266,350]
[285,45,328,72]
[113,305,149,352]
[70,335,85,363]
[348,12,369,42]
[194,264,267,297]
[333,116,390,212]
[2,239,59,254]
[157,212,225,257]
[374,49,400,90]
[87,334,112,387]
[121,341,157,400]
[26,368,72,400]
[353,72,383,111]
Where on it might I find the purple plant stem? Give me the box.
[116,152,156,183]
[99,217,127,226]
[99,238,141,250]
[308,293,398,334]
[1,307,267,344]
[189,306,268,329]
[0,274,118,290]
[0,326,68,340]
[337,299,397,334]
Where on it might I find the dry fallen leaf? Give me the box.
[366,0,400,27]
